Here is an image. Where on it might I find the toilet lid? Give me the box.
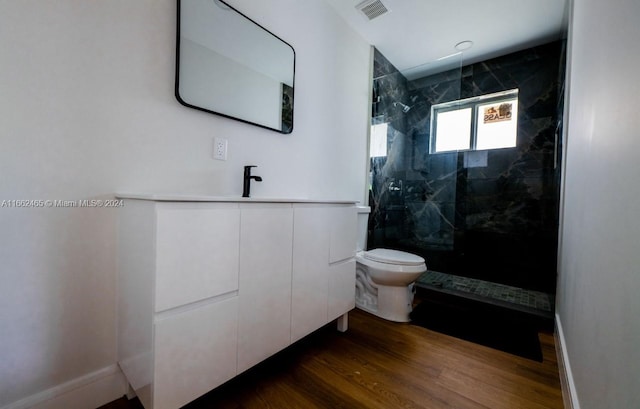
[363,249,425,266]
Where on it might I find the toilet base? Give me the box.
[356,284,415,323]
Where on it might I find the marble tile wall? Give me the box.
[369,42,565,293]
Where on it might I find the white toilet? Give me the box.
[355,206,427,322]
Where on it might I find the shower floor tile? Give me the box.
[415,271,554,318]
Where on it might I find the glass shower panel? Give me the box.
[369,48,462,265]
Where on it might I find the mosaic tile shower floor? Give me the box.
[415,271,554,318]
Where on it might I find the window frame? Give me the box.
[430,89,519,154]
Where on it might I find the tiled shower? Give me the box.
[369,41,566,301]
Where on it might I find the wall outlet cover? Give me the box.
[213,137,228,160]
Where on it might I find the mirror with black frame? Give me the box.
[176,0,295,133]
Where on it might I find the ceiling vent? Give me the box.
[355,0,389,21]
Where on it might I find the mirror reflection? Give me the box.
[176,0,295,133]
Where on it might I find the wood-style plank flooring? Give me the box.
[101,308,563,409]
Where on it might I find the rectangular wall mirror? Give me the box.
[176,0,295,133]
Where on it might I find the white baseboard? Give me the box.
[2,364,128,409]
[555,314,581,409]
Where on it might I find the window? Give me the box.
[430,89,518,153]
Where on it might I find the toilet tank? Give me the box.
[356,206,371,252]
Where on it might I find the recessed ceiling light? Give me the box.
[455,40,474,51]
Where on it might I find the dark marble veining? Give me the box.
[369,42,565,293]
[281,84,293,133]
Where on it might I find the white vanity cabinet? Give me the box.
[118,200,241,409]
[237,203,293,373]
[153,297,238,409]
[291,205,357,342]
[155,204,240,312]
[117,196,356,409]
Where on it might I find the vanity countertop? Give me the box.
[116,193,357,205]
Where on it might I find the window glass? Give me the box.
[434,108,472,152]
[476,99,518,150]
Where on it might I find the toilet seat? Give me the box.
[363,248,425,266]
[356,250,426,274]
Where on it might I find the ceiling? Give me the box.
[323,0,568,79]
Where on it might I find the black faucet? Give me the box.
[242,165,262,197]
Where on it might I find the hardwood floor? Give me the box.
[101,308,563,409]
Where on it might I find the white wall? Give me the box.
[557,0,640,407]
[0,0,370,406]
